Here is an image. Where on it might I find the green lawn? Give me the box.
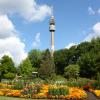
[0,96,40,100]
[0,96,47,100]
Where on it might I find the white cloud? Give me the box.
[93,22,100,33]
[33,33,40,49]
[0,0,51,65]
[84,22,100,41]
[0,15,16,38]
[0,37,27,65]
[88,7,100,16]
[88,6,95,15]
[0,51,13,59]
[65,43,77,49]
[0,15,27,65]
[0,0,51,22]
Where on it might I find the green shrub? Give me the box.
[32,78,44,84]
[4,72,15,79]
[91,73,100,89]
[66,78,92,88]
[64,64,80,79]
[11,81,25,90]
[48,86,69,96]
[66,81,82,87]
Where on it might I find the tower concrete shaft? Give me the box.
[51,31,54,57]
[49,18,55,57]
[49,7,55,57]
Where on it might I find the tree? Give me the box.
[78,52,96,78]
[94,52,100,73]
[68,46,78,64]
[54,49,69,74]
[4,72,15,79]
[0,55,16,81]
[28,49,42,68]
[91,37,100,53]
[64,64,80,79]
[76,41,92,55]
[18,58,34,78]
[38,49,55,80]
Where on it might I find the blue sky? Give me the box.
[12,0,100,50]
[0,0,100,64]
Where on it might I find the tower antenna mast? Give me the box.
[51,6,54,16]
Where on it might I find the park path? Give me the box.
[83,91,100,100]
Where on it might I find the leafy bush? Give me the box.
[66,81,82,87]
[4,72,15,79]
[32,78,44,84]
[48,86,69,96]
[97,73,100,86]
[66,78,92,88]
[64,64,80,79]
[91,73,100,89]
[45,75,67,85]
[11,80,25,90]
[38,49,55,80]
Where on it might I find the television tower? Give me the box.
[49,7,55,57]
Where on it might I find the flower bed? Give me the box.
[89,89,100,99]
[93,90,100,98]
[0,83,87,99]
[68,87,87,100]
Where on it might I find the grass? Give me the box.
[0,96,47,100]
[0,96,34,100]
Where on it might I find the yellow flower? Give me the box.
[94,90,100,97]
[0,91,4,96]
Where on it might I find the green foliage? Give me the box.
[42,49,51,60]
[64,64,80,79]
[68,46,78,64]
[97,72,100,83]
[66,81,82,87]
[0,37,100,81]
[54,37,100,78]
[38,49,55,80]
[18,58,34,77]
[0,55,16,81]
[91,73,100,89]
[54,49,69,74]
[32,78,44,84]
[65,78,92,88]
[77,38,100,78]
[28,49,42,68]
[94,52,100,73]
[38,59,55,79]
[12,81,25,90]
[76,41,92,55]
[78,52,96,78]
[52,75,66,84]
[3,72,15,79]
[48,86,69,96]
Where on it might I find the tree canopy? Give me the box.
[18,58,34,78]
[38,49,55,80]
[0,55,16,81]
[28,49,42,68]
[0,37,100,80]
